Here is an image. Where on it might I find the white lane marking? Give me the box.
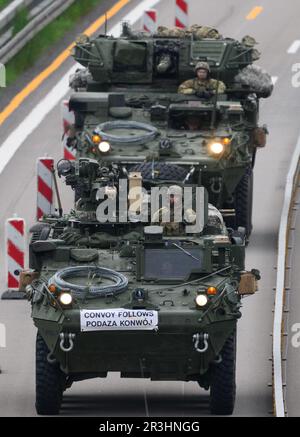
[0,66,77,175]
[287,40,300,54]
[272,76,278,85]
[0,0,161,176]
[0,323,6,348]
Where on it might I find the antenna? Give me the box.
[105,13,108,36]
[51,167,63,217]
[210,69,220,131]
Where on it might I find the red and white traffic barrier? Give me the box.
[175,0,189,29]
[61,100,76,161]
[143,9,157,33]
[6,217,25,291]
[37,158,54,221]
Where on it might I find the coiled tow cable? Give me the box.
[49,266,128,299]
[95,121,158,145]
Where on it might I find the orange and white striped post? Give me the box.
[175,0,189,29]
[2,216,26,300]
[61,100,76,161]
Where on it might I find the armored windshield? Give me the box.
[143,247,205,281]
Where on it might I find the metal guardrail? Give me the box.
[0,0,76,64]
[273,135,300,417]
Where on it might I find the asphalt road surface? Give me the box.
[1,0,300,417]
[286,182,300,417]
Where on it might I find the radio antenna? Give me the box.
[210,69,220,131]
[105,13,108,35]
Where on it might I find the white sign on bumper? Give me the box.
[80,308,159,332]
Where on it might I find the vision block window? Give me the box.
[144,248,204,281]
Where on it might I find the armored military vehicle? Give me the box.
[23,157,260,416]
[65,23,273,237]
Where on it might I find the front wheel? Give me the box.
[36,333,65,415]
[209,331,237,415]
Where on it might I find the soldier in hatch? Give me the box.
[178,61,226,98]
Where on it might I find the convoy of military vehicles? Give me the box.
[18,23,272,415]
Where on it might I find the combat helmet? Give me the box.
[195,61,211,73]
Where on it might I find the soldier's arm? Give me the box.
[208,79,226,94]
[210,79,226,94]
[178,80,195,95]
[217,81,226,94]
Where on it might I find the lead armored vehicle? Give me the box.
[22,157,260,416]
[64,23,273,237]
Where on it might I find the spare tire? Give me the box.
[130,162,188,181]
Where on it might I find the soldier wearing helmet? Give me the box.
[178,61,226,98]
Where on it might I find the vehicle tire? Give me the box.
[209,330,236,416]
[36,333,65,415]
[130,162,188,181]
[234,167,253,238]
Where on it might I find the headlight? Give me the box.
[98,141,111,153]
[59,292,73,306]
[195,294,208,308]
[209,142,224,155]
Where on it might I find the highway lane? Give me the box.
[286,177,300,417]
[1,0,300,416]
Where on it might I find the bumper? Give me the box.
[36,310,237,380]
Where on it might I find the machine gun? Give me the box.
[154,40,180,75]
[57,158,121,204]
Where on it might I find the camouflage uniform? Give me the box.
[178,61,226,96]
[178,78,226,95]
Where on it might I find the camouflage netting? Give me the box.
[69,68,91,90]
[156,25,222,39]
[234,65,274,98]
[241,35,261,61]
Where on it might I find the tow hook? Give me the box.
[193,333,209,353]
[47,353,57,364]
[210,177,222,194]
[213,354,222,364]
[59,333,75,353]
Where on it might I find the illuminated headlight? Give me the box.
[59,292,73,306]
[209,142,224,155]
[98,141,111,153]
[195,294,208,308]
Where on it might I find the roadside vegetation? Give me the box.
[3,0,103,86]
[0,0,12,12]
[12,5,28,36]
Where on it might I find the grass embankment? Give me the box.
[0,0,12,12]
[4,0,103,87]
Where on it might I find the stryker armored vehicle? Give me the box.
[64,23,273,237]
[22,157,260,416]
